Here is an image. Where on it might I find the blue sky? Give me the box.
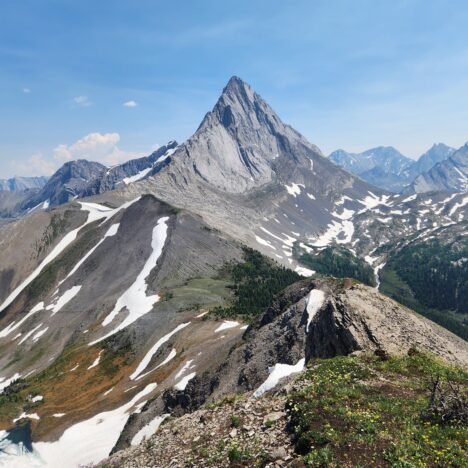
[1,0,468,177]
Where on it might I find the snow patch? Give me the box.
[295,266,315,277]
[253,358,305,398]
[87,350,104,370]
[131,414,169,446]
[284,183,304,197]
[174,372,196,391]
[214,321,240,333]
[306,289,325,331]
[130,323,190,380]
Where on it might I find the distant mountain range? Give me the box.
[405,144,468,193]
[0,176,48,192]
[0,142,178,217]
[329,143,460,192]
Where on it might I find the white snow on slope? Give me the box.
[335,195,354,206]
[253,358,305,398]
[32,327,49,342]
[174,360,195,380]
[122,167,152,185]
[13,412,40,423]
[174,372,196,391]
[87,350,104,370]
[284,183,304,197]
[49,286,82,316]
[401,194,417,203]
[331,208,355,220]
[295,266,315,277]
[130,322,190,380]
[0,199,140,315]
[310,219,354,247]
[357,192,391,212]
[255,235,276,250]
[214,321,239,333]
[61,223,120,284]
[131,414,169,446]
[135,348,177,381]
[0,373,21,393]
[448,195,468,216]
[0,302,44,338]
[91,217,170,345]
[374,263,386,289]
[305,289,325,331]
[18,324,42,345]
[33,383,157,468]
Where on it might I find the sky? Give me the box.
[1,0,468,178]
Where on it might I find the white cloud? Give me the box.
[11,153,57,177]
[22,88,31,94]
[73,96,92,107]
[52,132,135,166]
[9,133,154,178]
[123,100,138,108]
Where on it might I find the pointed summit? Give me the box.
[205,75,276,133]
[177,76,325,192]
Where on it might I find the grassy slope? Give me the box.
[287,353,468,467]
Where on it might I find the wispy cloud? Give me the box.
[22,87,31,94]
[123,100,138,108]
[73,95,93,107]
[11,153,57,176]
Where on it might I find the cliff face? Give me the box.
[114,279,468,452]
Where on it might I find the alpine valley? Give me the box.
[0,77,467,467]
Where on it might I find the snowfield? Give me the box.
[32,383,157,468]
[91,216,170,345]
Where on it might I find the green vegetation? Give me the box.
[296,245,376,287]
[33,213,68,258]
[227,443,254,463]
[385,239,468,313]
[380,262,468,341]
[210,247,301,320]
[165,277,232,312]
[230,415,241,428]
[287,352,468,467]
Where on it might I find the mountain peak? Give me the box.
[223,75,253,95]
[214,76,259,122]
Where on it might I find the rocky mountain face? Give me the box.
[0,176,48,192]
[0,142,178,218]
[0,76,467,467]
[329,143,457,192]
[406,143,468,193]
[110,279,467,458]
[20,160,106,211]
[403,143,455,180]
[83,141,178,197]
